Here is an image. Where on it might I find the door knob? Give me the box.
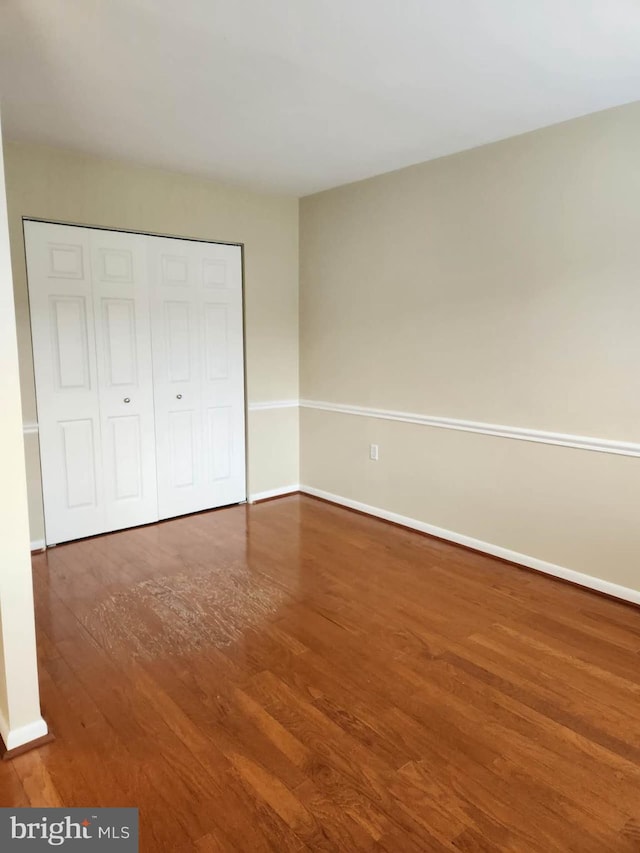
[176,394,182,399]
[124,397,131,403]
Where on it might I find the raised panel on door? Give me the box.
[90,230,158,532]
[206,406,232,482]
[25,221,106,544]
[164,300,193,382]
[168,410,198,488]
[102,298,137,386]
[50,296,92,388]
[203,304,229,380]
[59,419,98,508]
[108,415,143,500]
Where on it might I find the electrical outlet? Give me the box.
[369,444,379,461]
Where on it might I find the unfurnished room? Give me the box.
[0,1,640,850]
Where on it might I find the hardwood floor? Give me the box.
[4,494,640,851]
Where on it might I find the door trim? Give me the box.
[22,216,243,247]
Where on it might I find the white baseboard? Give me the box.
[0,711,49,751]
[30,539,46,552]
[248,485,300,503]
[299,485,640,607]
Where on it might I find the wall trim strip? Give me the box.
[25,399,640,460]
[299,399,640,458]
[248,485,301,503]
[22,400,300,434]
[248,400,299,411]
[299,485,640,607]
[20,398,301,429]
[0,711,49,753]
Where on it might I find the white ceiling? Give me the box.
[2,0,640,196]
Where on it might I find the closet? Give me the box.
[25,220,246,545]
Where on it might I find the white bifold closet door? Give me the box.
[148,236,246,519]
[25,221,158,544]
[25,221,246,546]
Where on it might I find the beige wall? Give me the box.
[8,103,640,593]
[300,102,640,592]
[4,142,299,542]
[0,124,46,745]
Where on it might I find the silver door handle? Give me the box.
[124,397,131,403]
[176,394,182,399]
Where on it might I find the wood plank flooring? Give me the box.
[4,494,640,850]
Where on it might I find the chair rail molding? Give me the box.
[248,400,299,411]
[299,399,640,459]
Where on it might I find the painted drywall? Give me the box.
[300,101,640,592]
[0,123,47,746]
[4,142,299,543]
[247,407,299,496]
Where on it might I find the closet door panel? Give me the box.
[149,238,205,518]
[149,237,245,518]
[199,243,246,507]
[25,221,105,544]
[90,230,158,532]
